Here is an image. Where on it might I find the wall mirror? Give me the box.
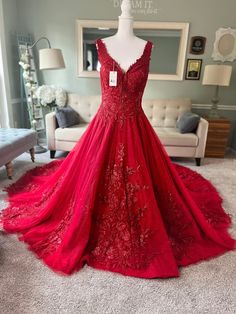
[212,27,236,62]
[76,20,189,80]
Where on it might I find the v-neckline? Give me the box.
[98,39,150,75]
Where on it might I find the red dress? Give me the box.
[1,39,235,278]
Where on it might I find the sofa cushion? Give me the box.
[67,94,101,123]
[55,107,80,128]
[55,124,199,147]
[55,124,87,142]
[154,127,199,147]
[176,112,200,134]
[143,98,191,128]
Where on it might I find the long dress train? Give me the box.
[0,39,235,278]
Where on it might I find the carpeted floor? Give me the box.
[0,152,236,314]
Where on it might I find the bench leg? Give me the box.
[29,147,35,162]
[5,161,13,179]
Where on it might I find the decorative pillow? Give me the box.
[176,112,200,133]
[55,107,80,128]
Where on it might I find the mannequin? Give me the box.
[102,0,148,72]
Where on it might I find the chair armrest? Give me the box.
[195,118,209,157]
[45,112,58,150]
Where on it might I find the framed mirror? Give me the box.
[76,20,189,80]
[212,27,236,62]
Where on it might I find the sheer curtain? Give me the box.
[0,0,12,128]
[0,52,10,128]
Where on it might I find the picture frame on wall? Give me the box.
[185,59,202,80]
[190,36,206,54]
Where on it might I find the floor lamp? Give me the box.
[26,37,65,153]
[202,64,232,119]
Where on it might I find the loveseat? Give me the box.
[46,94,209,166]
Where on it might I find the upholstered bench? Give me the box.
[0,128,37,179]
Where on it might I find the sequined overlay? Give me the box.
[175,164,232,228]
[1,174,65,228]
[32,197,76,257]
[164,191,195,261]
[88,143,154,270]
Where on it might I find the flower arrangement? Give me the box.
[36,85,67,110]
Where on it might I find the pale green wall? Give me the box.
[2,0,236,148]
[15,0,236,102]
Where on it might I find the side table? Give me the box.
[205,117,231,158]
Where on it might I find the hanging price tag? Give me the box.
[109,71,117,87]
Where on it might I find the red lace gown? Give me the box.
[1,39,235,278]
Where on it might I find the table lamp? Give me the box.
[202,64,232,118]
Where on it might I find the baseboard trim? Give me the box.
[193,104,211,109]
[193,104,236,110]
[218,105,236,110]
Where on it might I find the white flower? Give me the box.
[36,85,67,108]
[25,82,32,88]
[23,71,30,79]
[22,63,30,70]
[55,87,67,107]
[36,85,56,106]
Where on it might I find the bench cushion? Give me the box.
[0,128,37,166]
[55,124,87,142]
[154,127,199,147]
[54,124,198,148]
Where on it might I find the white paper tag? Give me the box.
[109,71,117,87]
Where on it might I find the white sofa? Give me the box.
[46,94,209,166]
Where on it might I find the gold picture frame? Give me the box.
[185,59,202,80]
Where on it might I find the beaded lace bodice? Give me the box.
[96,39,152,123]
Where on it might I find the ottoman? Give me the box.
[0,128,37,179]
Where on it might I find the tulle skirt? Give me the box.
[1,108,235,278]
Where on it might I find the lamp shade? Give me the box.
[202,64,232,86]
[39,48,65,70]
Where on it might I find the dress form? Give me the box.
[102,0,148,72]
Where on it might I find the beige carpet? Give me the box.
[0,152,236,314]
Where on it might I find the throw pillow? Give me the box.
[55,107,80,128]
[176,112,200,133]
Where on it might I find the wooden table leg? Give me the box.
[29,147,35,162]
[5,161,13,179]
